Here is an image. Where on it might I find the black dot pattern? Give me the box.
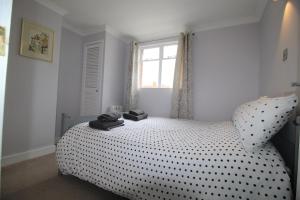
[56,118,292,200]
[233,94,298,152]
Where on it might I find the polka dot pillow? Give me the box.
[233,94,298,152]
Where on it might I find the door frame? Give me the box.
[0,0,14,195]
[80,40,105,116]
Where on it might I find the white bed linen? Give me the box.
[56,117,291,200]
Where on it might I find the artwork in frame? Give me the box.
[0,26,5,56]
[20,19,54,62]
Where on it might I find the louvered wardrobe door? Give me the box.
[80,41,104,116]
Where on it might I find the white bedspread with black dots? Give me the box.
[56,117,291,200]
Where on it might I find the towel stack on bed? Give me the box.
[89,112,124,131]
[123,109,148,121]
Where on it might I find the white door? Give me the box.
[80,41,104,116]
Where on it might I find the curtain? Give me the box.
[125,41,139,111]
[170,33,193,119]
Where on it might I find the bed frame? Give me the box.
[271,119,299,196]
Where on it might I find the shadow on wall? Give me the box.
[295,0,300,114]
[281,0,299,95]
[260,0,299,98]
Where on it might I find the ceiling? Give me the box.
[35,0,268,41]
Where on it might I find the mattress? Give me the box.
[56,117,292,200]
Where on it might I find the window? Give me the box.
[140,42,178,88]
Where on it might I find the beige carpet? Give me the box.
[1,153,128,200]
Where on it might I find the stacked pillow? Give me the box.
[233,94,298,152]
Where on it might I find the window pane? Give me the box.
[142,48,159,60]
[163,45,178,59]
[141,61,159,88]
[161,59,176,88]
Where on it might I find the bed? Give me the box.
[56,117,292,200]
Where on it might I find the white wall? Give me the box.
[260,0,300,97]
[138,23,261,121]
[3,0,63,156]
[55,28,83,141]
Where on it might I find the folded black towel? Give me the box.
[97,112,121,122]
[123,113,148,121]
[129,109,145,116]
[89,120,124,131]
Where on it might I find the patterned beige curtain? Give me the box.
[125,41,139,111]
[170,33,193,119]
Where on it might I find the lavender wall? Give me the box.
[55,28,83,142]
[138,88,172,117]
[3,0,63,156]
[102,32,128,113]
[192,23,260,121]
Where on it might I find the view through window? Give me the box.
[140,42,178,88]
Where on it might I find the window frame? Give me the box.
[139,40,178,89]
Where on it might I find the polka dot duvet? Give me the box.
[56,117,291,200]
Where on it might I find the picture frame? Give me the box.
[0,26,5,56]
[20,19,54,62]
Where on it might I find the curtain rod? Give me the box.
[138,35,180,45]
[137,33,196,45]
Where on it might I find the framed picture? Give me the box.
[0,26,5,56]
[20,19,54,62]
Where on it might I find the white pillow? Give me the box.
[233,94,298,152]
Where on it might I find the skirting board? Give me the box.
[1,145,56,167]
